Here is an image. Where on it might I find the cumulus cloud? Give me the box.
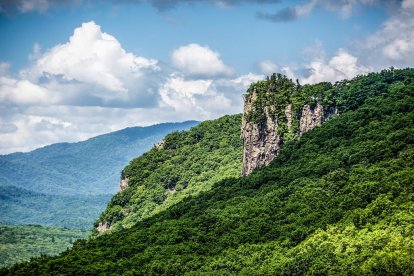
[361,0,414,68]
[159,72,262,119]
[0,75,56,105]
[4,21,161,108]
[300,49,369,84]
[171,43,233,78]
[259,47,368,85]
[0,21,260,154]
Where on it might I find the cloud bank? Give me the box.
[0,21,260,154]
[2,0,413,154]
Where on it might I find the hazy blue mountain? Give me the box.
[0,121,198,228]
[0,121,198,195]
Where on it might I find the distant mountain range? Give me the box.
[0,121,198,228]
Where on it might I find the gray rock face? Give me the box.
[119,177,129,192]
[155,139,164,149]
[299,103,325,135]
[241,94,336,176]
[241,92,281,176]
[96,222,111,234]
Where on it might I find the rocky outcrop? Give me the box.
[241,92,282,176]
[285,104,293,130]
[241,94,336,176]
[155,139,164,149]
[299,103,325,135]
[96,222,111,234]
[119,177,129,192]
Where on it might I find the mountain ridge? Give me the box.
[3,68,414,274]
[0,120,199,228]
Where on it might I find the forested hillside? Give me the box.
[0,121,198,196]
[0,186,111,229]
[0,225,89,268]
[96,115,243,233]
[4,68,414,275]
[0,121,198,228]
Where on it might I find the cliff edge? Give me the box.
[241,74,337,176]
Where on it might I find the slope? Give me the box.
[0,225,89,268]
[4,68,414,275]
[95,114,243,233]
[0,186,111,229]
[0,121,198,228]
[0,121,198,195]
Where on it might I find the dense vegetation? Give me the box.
[0,186,111,229]
[0,121,197,228]
[245,68,413,142]
[0,225,88,268]
[3,68,414,274]
[96,115,242,232]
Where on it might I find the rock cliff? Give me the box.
[119,177,129,192]
[241,74,337,176]
[241,92,281,176]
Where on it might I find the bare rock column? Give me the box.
[299,103,324,135]
[241,92,281,176]
[241,94,335,176]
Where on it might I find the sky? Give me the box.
[0,0,413,154]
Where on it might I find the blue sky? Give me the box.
[1,1,387,73]
[0,0,413,153]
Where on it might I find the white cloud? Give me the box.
[171,43,234,78]
[257,60,298,80]
[0,22,260,154]
[159,74,229,119]
[257,0,412,83]
[301,49,368,84]
[0,76,56,105]
[361,0,414,68]
[27,21,160,103]
[159,72,263,120]
[228,73,264,87]
[258,60,278,75]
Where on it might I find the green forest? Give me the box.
[96,114,242,233]
[0,121,198,229]
[2,68,414,275]
[0,225,89,268]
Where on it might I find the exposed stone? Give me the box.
[285,104,293,130]
[242,94,336,176]
[241,92,282,176]
[155,139,164,149]
[96,222,111,234]
[119,177,129,192]
[299,103,324,135]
